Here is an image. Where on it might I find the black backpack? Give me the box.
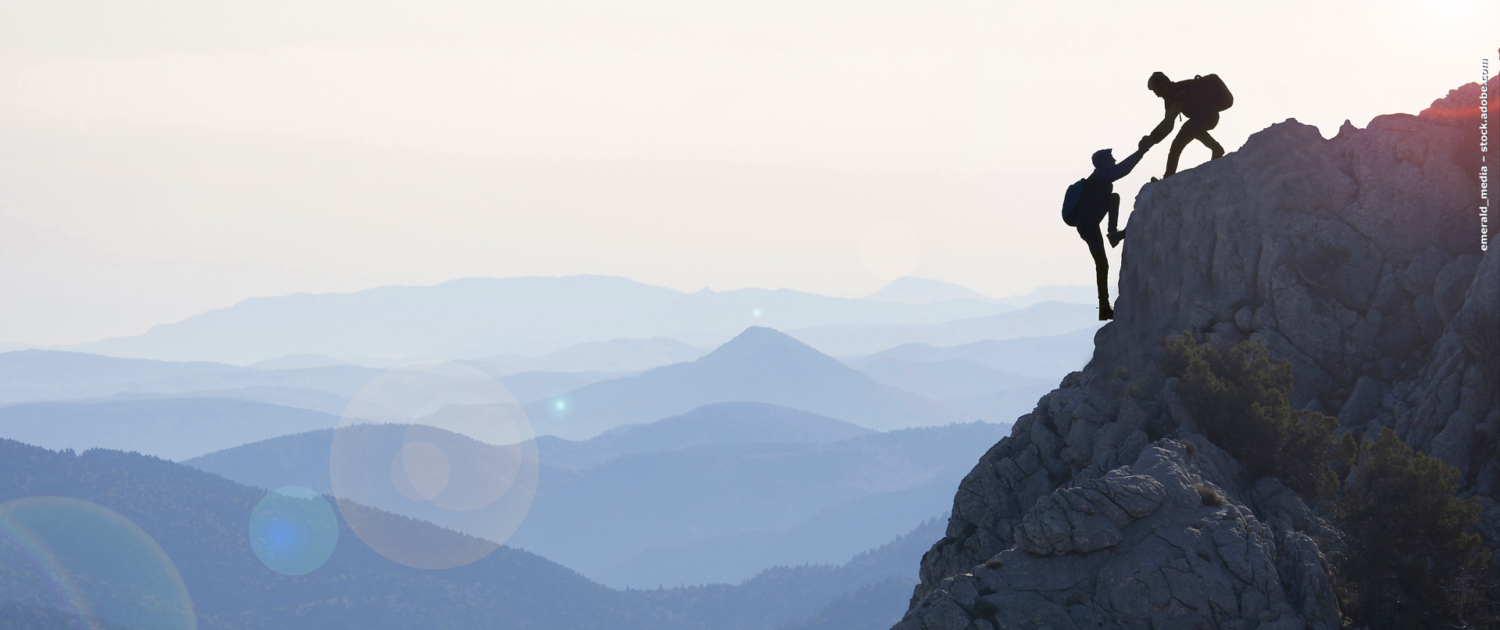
[1061,178,1087,226]
[1181,74,1233,119]
[1062,176,1107,227]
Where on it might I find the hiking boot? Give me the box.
[1099,301,1114,321]
[1108,229,1126,248]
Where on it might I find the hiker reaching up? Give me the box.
[1145,71,1233,180]
[1060,135,1153,321]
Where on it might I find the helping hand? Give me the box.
[1138,135,1154,152]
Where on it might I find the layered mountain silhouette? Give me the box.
[185,406,1004,588]
[789,301,1101,357]
[72,275,1038,364]
[246,353,353,369]
[0,398,339,461]
[534,402,876,470]
[0,438,938,630]
[864,277,995,304]
[847,327,1098,378]
[856,358,1050,401]
[865,278,1094,308]
[843,328,1098,422]
[526,327,963,439]
[468,336,708,376]
[0,349,378,406]
[596,482,953,588]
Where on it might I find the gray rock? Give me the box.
[1336,375,1386,427]
[901,78,1500,630]
[903,442,1330,629]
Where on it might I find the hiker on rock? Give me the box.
[1060,135,1153,321]
[1145,71,1233,179]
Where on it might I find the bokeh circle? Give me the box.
[248,486,339,576]
[0,496,196,630]
[329,361,539,570]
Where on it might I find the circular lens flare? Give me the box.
[248,486,339,576]
[0,497,196,630]
[329,361,539,570]
[392,441,451,502]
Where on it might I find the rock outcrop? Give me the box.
[897,77,1498,629]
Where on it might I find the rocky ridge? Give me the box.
[896,77,1499,629]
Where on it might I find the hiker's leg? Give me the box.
[1106,193,1121,234]
[1091,246,1108,302]
[1191,113,1224,159]
[1106,193,1127,247]
[1201,132,1225,159]
[1164,130,1191,178]
[1090,245,1112,319]
[1079,225,1110,317]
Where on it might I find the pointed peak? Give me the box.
[865,277,993,304]
[725,326,803,345]
[704,327,824,359]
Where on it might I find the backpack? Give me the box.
[1061,178,1087,226]
[1181,74,1233,119]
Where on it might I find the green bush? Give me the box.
[1162,333,1494,627]
[1164,333,1351,499]
[1337,428,1494,630]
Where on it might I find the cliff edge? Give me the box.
[897,77,1498,630]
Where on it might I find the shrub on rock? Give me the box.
[1336,428,1494,630]
[1164,333,1350,499]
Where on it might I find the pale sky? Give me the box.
[1,0,1496,345]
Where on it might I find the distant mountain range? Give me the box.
[846,327,1098,376]
[0,323,1074,453]
[0,438,940,630]
[856,357,1050,401]
[466,336,708,376]
[0,347,647,415]
[788,301,1101,357]
[845,327,1100,423]
[0,398,340,461]
[595,481,953,588]
[185,403,1003,588]
[0,349,379,407]
[524,327,962,439]
[534,402,877,470]
[71,275,1058,364]
[864,277,995,304]
[862,278,1098,308]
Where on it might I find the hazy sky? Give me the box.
[2,0,1496,345]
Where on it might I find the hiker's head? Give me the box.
[1092,149,1115,169]
[1148,72,1170,96]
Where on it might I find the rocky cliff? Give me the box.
[896,77,1498,630]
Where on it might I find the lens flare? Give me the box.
[248,486,339,576]
[0,497,196,630]
[329,361,539,570]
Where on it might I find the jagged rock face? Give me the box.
[899,78,1497,629]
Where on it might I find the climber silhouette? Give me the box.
[1145,71,1233,179]
[1061,135,1152,320]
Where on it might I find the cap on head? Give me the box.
[1148,72,1170,93]
[1092,149,1114,168]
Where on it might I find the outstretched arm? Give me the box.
[1115,146,1147,176]
[1097,146,1148,181]
[1147,100,1182,145]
